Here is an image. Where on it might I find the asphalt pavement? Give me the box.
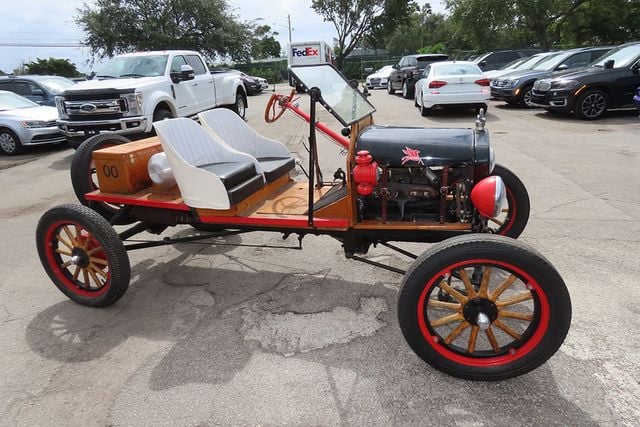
[1,85,639,425]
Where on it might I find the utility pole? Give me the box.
[287,14,292,43]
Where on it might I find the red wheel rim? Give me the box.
[44,220,111,298]
[417,259,550,367]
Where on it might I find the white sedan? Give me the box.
[414,61,490,116]
[365,65,394,89]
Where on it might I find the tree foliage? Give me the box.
[250,25,282,60]
[311,0,416,68]
[24,58,82,77]
[77,0,278,62]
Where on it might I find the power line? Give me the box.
[0,42,85,47]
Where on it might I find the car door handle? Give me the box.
[192,83,198,86]
[208,80,213,84]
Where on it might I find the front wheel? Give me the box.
[488,164,529,238]
[518,85,535,108]
[0,128,23,155]
[398,234,571,381]
[36,204,131,307]
[574,89,608,120]
[387,81,396,95]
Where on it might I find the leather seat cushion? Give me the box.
[198,162,257,190]
[257,157,295,182]
[227,174,264,205]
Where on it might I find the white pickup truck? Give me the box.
[56,50,247,147]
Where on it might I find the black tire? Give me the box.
[232,92,246,119]
[489,164,530,238]
[518,85,535,108]
[574,89,608,120]
[0,128,24,155]
[70,133,135,225]
[420,96,431,117]
[36,204,131,307]
[67,136,86,150]
[153,108,173,122]
[402,80,413,99]
[387,81,396,95]
[397,234,571,381]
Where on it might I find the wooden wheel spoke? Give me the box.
[444,321,471,344]
[55,248,73,257]
[438,281,468,303]
[496,291,533,308]
[88,269,102,288]
[489,217,504,226]
[62,226,78,246]
[493,319,522,340]
[82,269,90,289]
[89,257,108,266]
[467,326,479,353]
[87,247,104,256]
[501,208,509,213]
[430,312,463,328]
[499,310,533,321]
[55,234,74,250]
[72,266,81,282]
[427,299,462,311]
[89,264,108,278]
[485,327,500,351]
[478,266,491,298]
[457,269,476,298]
[60,260,73,269]
[489,274,518,301]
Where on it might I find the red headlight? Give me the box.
[470,176,506,218]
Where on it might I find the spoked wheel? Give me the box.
[70,133,136,225]
[36,204,131,307]
[264,89,296,123]
[398,235,571,380]
[488,164,530,238]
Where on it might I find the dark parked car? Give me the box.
[633,86,640,113]
[387,54,449,99]
[210,68,263,95]
[0,75,75,107]
[491,47,611,107]
[473,49,541,72]
[531,42,640,119]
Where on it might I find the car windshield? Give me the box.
[0,91,39,111]
[532,52,568,70]
[433,64,481,76]
[37,77,75,94]
[96,55,168,78]
[593,44,640,68]
[500,58,526,70]
[514,54,549,70]
[376,65,393,73]
[290,64,376,126]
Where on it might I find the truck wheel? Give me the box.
[71,133,136,225]
[398,234,571,380]
[488,164,530,239]
[0,128,24,155]
[232,92,246,119]
[36,204,131,307]
[153,109,173,122]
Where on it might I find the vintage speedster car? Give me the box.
[36,64,571,381]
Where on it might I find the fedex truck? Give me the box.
[287,41,333,89]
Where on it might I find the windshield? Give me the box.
[97,55,168,78]
[290,64,376,126]
[0,91,39,111]
[513,54,549,70]
[38,77,75,94]
[532,52,568,70]
[593,44,640,68]
[500,58,526,70]
[376,65,393,73]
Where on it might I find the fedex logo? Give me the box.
[292,47,319,57]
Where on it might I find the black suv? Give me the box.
[473,49,541,71]
[387,54,449,99]
[0,75,75,106]
[491,47,611,107]
[531,42,640,119]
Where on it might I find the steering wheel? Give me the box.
[265,89,296,123]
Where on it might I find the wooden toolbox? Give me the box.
[93,137,163,194]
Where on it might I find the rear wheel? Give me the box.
[420,96,431,117]
[0,128,23,155]
[36,204,131,307]
[70,133,135,225]
[398,234,571,380]
[402,80,413,99]
[488,164,529,238]
[232,92,246,119]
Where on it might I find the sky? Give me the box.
[0,0,446,74]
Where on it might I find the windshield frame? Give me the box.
[289,64,376,127]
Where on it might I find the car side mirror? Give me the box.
[392,64,399,70]
[32,88,45,97]
[604,59,615,69]
[556,64,568,71]
[171,64,195,83]
[364,67,373,74]
[632,62,640,74]
[480,60,488,66]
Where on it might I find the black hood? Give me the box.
[542,66,612,82]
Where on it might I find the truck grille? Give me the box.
[64,98,125,118]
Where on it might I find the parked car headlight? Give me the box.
[20,120,50,129]
[55,96,68,119]
[123,92,143,116]
[508,80,520,87]
[551,79,580,90]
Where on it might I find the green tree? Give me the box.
[311,0,416,69]
[250,25,282,59]
[383,4,454,54]
[77,0,254,62]
[25,58,82,77]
